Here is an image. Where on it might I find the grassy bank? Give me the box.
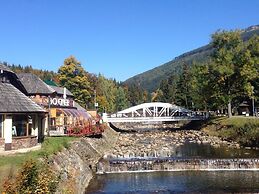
[202,116,259,148]
[0,136,76,190]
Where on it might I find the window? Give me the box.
[12,115,32,136]
[0,73,10,83]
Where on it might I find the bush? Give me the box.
[217,118,259,147]
[3,160,59,194]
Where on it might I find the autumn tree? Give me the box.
[58,56,91,107]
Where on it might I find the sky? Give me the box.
[0,0,258,81]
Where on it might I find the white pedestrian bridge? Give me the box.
[103,102,208,123]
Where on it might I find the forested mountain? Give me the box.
[124,25,259,92]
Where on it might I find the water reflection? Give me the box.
[86,135,259,193]
[86,171,259,193]
[174,142,259,158]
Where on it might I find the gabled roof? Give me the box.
[44,80,58,86]
[0,82,46,113]
[50,85,73,97]
[0,63,28,94]
[0,63,14,73]
[17,73,56,95]
[239,102,250,107]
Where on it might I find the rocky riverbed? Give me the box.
[106,130,241,158]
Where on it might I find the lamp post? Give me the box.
[251,86,255,117]
[94,90,98,111]
[47,95,51,136]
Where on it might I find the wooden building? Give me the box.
[0,64,47,151]
[18,73,92,136]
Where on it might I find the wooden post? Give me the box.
[26,120,29,136]
[4,115,12,150]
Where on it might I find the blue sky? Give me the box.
[0,0,258,81]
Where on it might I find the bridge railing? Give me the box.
[103,112,209,122]
[106,111,208,119]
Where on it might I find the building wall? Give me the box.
[0,114,3,139]
[0,113,46,151]
[12,136,38,150]
[0,138,4,150]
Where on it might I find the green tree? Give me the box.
[175,64,192,108]
[239,35,259,99]
[127,84,142,106]
[159,79,169,102]
[96,74,117,113]
[58,56,91,107]
[211,31,259,117]
[115,86,129,111]
[158,74,178,104]
[190,63,215,110]
[211,30,243,117]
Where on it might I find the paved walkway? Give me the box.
[0,144,41,156]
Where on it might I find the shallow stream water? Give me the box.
[86,136,259,193]
[86,171,259,193]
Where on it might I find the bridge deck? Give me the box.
[106,116,206,122]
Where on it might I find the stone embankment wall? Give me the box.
[0,136,37,150]
[111,121,188,131]
[97,158,259,173]
[51,127,119,194]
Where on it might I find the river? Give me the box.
[85,130,259,193]
[86,171,259,193]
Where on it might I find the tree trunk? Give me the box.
[227,100,232,118]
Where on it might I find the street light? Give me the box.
[251,86,255,117]
[94,90,98,111]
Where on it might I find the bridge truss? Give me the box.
[104,102,208,123]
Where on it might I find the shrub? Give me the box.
[3,160,59,194]
[218,120,259,147]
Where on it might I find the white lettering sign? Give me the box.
[50,98,72,107]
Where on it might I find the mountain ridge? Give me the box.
[124,25,259,92]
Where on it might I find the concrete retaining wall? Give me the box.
[97,158,259,173]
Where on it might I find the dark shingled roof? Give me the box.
[0,63,14,73]
[0,82,46,113]
[50,85,73,97]
[17,73,55,95]
[0,64,28,94]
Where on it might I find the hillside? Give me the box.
[124,25,259,92]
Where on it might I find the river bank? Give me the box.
[0,126,119,194]
[202,116,259,148]
[52,126,119,193]
[106,129,242,159]
[1,117,258,193]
